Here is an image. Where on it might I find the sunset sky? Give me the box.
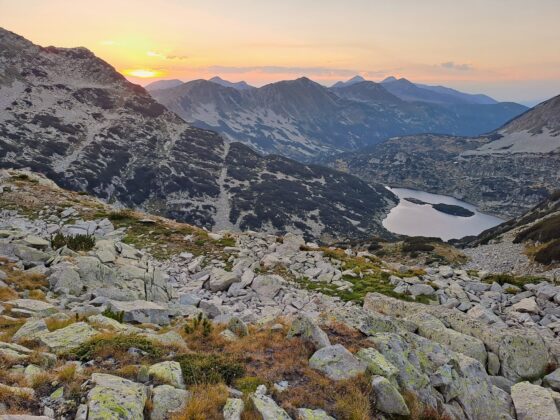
[1,0,559,104]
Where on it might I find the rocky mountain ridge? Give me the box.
[1,169,560,419]
[329,95,560,219]
[0,27,396,242]
[149,76,526,161]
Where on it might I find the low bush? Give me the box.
[402,242,435,253]
[51,233,95,252]
[534,239,560,265]
[483,273,545,288]
[101,309,124,323]
[176,353,244,386]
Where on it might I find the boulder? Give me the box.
[87,373,147,420]
[207,268,240,292]
[6,299,57,317]
[38,322,97,352]
[223,398,244,420]
[296,408,335,419]
[151,385,190,420]
[11,318,48,343]
[287,314,330,349]
[107,300,170,325]
[48,266,82,295]
[544,368,560,392]
[251,275,284,300]
[251,392,291,420]
[409,283,435,297]
[309,344,366,381]
[148,361,185,389]
[0,341,32,360]
[371,375,409,416]
[228,317,248,337]
[355,347,398,379]
[511,381,560,420]
[511,297,539,314]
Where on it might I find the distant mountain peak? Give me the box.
[332,75,366,88]
[381,76,398,83]
[145,79,184,92]
[208,76,253,90]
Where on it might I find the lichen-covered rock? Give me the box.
[87,373,147,420]
[151,384,190,420]
[228,317,248,337]
[309,344,366,381]
[11,318,48,343]
[251,392,291,420]
[107,300,170,325]
[511,381,560,420]
[38,322,97,352]
[364,293,549,381]
[6,299,57,317]
[409,312,487,366]
[148,361,185,389]
[371,375,410,416]
[296,408,335,419]
[48,266,83,295]
[251,275,284,300]
[287,314,330,349]
[223,398,244,420]
[355,347,398,379]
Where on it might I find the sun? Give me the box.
[122,69,163,78]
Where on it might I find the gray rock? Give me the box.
[87,373,147,420]
[223,398,244,420]
[287,314,330,349]
[39,322,97,352]
[251,274,284,300]
[178,293,200,306]
[355,347,398,379]
[11,318,48,343]
[487,351,501,376]
[207,268,240,292]
[309,344,366,381]
[409,283,435,297]
[107,300,170,325]
[228,317,248,337]
[148,361,185,389]
[296,408,335,419]
[371,375,410,416]
[251,392,291,420]
[6,299,57,317]
[511,381,560,420]
[48,266,82,295]
[544,368,560,391]
[151,385,190,420]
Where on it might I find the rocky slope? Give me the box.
[0,27,396,242]
[149,76,526,161]
[329,95,560,219]
[1,170,560,419]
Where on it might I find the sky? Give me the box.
[1,0,560,105]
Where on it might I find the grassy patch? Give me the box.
[514,214,560,244]
[176,353,244,386]
[171,383,229,420]
[68,333,163,362]
[482,273,545,288]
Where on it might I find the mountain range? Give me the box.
[0,27,396,241]
[148,76,527,161]
[328,94,560,219]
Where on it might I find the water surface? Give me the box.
[382,187,504,240]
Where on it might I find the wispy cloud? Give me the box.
[204,65,389,78]
[440,61,473,71]
[147,51,189,61]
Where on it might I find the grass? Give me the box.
[514,214,560,244]
[171,383,229,420]
[0,261,48,295]
[68,333,164,362]
[176,353,245,386]
[482,273,546,288]
[293,249,432,305]
[45,317,76,332]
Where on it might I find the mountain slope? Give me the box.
[208,76,254,90]
[328,96,560,218]
[0,27,396,241]
[151,77,526,161]
[144,79,184,91]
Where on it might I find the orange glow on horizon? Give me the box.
[122,69,163,78]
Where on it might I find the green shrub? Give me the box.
[534,239,560,265]
[101,309,124,323]
[108,209,135,221]
[402,242,435,253]
[483,273,545,288]
[69,334,163,361]
[51,233,95,251]
[234,376,266,394]
[176,353,244,386]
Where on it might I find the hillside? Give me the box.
[149,76,526,161]
[328,96,560,219]
[0,27,396,242]
[0,169,559,419]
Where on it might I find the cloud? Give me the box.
[147,51,189,61]
[440,61,473,71]
[204,65,389,78]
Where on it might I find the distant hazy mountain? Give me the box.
[145,79,184,91]
[208,76,254,90]
[331,75,366,88]
[150,76,526,160]
[328,95,560,218]
[381,76,497,105]
[0,27,397,241]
